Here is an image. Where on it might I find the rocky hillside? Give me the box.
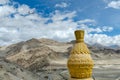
[0,38,120,80]
[1,39,120,68]
[0,39,67,70]
[88,44,120,59]
[0,57,39,80]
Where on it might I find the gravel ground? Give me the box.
[37,65,120,80]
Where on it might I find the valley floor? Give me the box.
[40,58,120,80]
[38,67,120,80]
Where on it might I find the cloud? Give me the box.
[0,0,120,47]
[77,20,119,46]
[51,10,76,21]
[0,1,77,45]
[103,0,112,3]
[107,0,120,9]
[55,2,68,8]
[77,19,113,33]
[79,24,112,33]
[78,19,96,24]
[0,0,9,5]
[85,34,120,46]
[0,5,16,17]
[102,26,113,32]
[18,4,35,15]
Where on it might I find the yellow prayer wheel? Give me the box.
[67,30,94,80]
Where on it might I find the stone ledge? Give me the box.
[69,78,93,80]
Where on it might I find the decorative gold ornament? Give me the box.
[67,30,94,80]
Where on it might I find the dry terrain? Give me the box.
[0,38,120,80]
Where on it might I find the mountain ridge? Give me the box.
[0,38,120,80]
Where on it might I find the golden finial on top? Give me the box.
[75,30,84,42]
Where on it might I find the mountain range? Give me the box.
[0,38,120,80]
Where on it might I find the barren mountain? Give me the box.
[4,38,63,71]
[2,38,120,70]
[0,38,120,80]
